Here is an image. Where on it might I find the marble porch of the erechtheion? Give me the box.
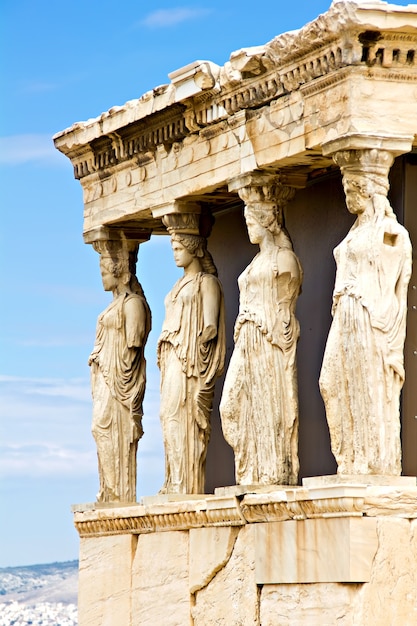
[220,173,302,487]
[157,211,226,494]
[88,233,151,503]
[319,146,412,476]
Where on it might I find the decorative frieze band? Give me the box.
[70,26,417,182]
[73,485,417,538]
[73,496,246,538]
[73,105,189,180]
[220,32,417,115]
[73,484,417,537]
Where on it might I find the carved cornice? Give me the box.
[73,496,246,538]
[70,28,417,182]
[240,497,365,523]
[219,29,417,115]
[73,484,417,537]
[74,491,366,537]
[219,73,284,116]
[71,104,189,180]
[264,2,417,68]
[54,2,417,186]
[240,487,367,523]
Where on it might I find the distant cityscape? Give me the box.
[0,561,78,625]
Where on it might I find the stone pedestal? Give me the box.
[74,482,417,626]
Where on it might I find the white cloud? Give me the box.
[0,375,91,403]
[0,375,92,447]
[0,134,66,166]
[0,442,96,478]
[0,375,95,478]
[0,372,164,487]
[20,80,59,94]
[140,7,211,28]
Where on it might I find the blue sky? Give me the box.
[0,0,412,567]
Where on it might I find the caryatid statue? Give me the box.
[157,211,226,494]
[220,173,303,486]
[319,148,412,475]
[89,234,151,503]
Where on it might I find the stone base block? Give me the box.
[132,531,189,626]
[74,483,417,626]
[78,534,135,626]
[255,517,377,583]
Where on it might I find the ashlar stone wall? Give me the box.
[75,484,417,626]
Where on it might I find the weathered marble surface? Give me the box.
[260,583,361,626]
[132,531,189,626]
[73,495,246,537]
[78,534,135,626]
[357,517,417,626]
[261,517,417,626]
[363,487,417,518]
[89,238,151,503]
[221,174,302,486]
[319,148,412,475]
[73,485,417,538]
[303,474,417,488]
[241,485,366,523]
[191,525,259,626]
[189,526,239,594]
[158,213,225,494]
[255,517,378,583]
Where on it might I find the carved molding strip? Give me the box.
[73,485,417,537]
[70,30,417,182]
[220,33,417,116]
[219,75,284,116]
[74,496,246,538]
[73,106,189,180]
[74,495,366,537]
[70,26,417,183]
[240,494,365,523]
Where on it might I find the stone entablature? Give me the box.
[53,1,417,235]
[73,481,417,538]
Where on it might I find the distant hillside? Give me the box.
[0,560,78,604]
